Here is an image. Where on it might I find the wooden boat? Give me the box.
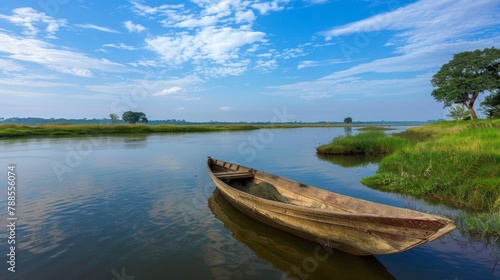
[207,157,456,256]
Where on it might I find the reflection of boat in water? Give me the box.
[208,190,396,280]
[207,157,456,256]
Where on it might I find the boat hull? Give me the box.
[207,157,456,256]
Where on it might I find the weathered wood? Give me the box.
[207,157,456,256]
[214,171,254,180]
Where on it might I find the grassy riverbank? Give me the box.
[0,123,259,138]
[316,120,500,237]
[359,120,500,237]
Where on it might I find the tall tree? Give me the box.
[343,117,352,124]
[109,113,119,124]
[431,47,500,119]
[122,111,148,124]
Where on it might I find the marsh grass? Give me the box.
[356,126,397,131]
[361,119,500,237]
[316,131,408,155]
[0,124,259,138]
[457,211,500,239]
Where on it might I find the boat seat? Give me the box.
[214,171,254,180]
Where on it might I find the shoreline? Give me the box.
[317,119,500,238]
[0,123,417,139]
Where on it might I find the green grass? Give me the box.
[316,131,408,155]
[360,119,500,237]
[0,123,259,138]
[356,126,397,131]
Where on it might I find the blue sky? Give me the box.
[0,0,499,122]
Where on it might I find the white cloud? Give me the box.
[305,0,328,4]
[171,15,219,28]
[74,24,119,33]
[86,75,203,96]
[235,10,256,23]
[129,0,183,16]
[281,47,307,59]
[155,86,184,96]
[200,61,250,77]
[0,88,61,98]
[319,36,500,81]
[123,21,145,33]
[289,0,500,101]
[255,59,277,72]
[102,43,137,51]
[0,7,66,37]
[0,59,25,72]
[157,1,255,28]
[146,26,265,65]
[0,33,130,76]
[219,106,233,111]
[297,59,346,69]
[320,0,499,54]
[272,35,500,101]
[48,66,92,77]
[268,74,433,101]
[0,74,76,88]
[251,0,286,15]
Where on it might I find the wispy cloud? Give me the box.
[268,74,433,101]
[102,43,138,51]
[48,65,92,77]
[154,86,183,96]
[219,106,233,111]
[321,0,499,54]
[0,7,66,37]
[129,0,183,17]
[251,0,287,15]
[298,59,348,69]
[0,58,25,71]
[275,0,500,101]
[320,0,500,76]
[0,33,130,77]
[123,20,145,32]
[74,24,120,33]
[0,73,77,88]
[86,75,203,97]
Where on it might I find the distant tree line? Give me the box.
[1,117,434,126]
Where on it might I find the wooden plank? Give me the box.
[214,171,254,179]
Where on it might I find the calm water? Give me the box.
[1,127,499,280]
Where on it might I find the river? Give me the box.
[0,127,498,279]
